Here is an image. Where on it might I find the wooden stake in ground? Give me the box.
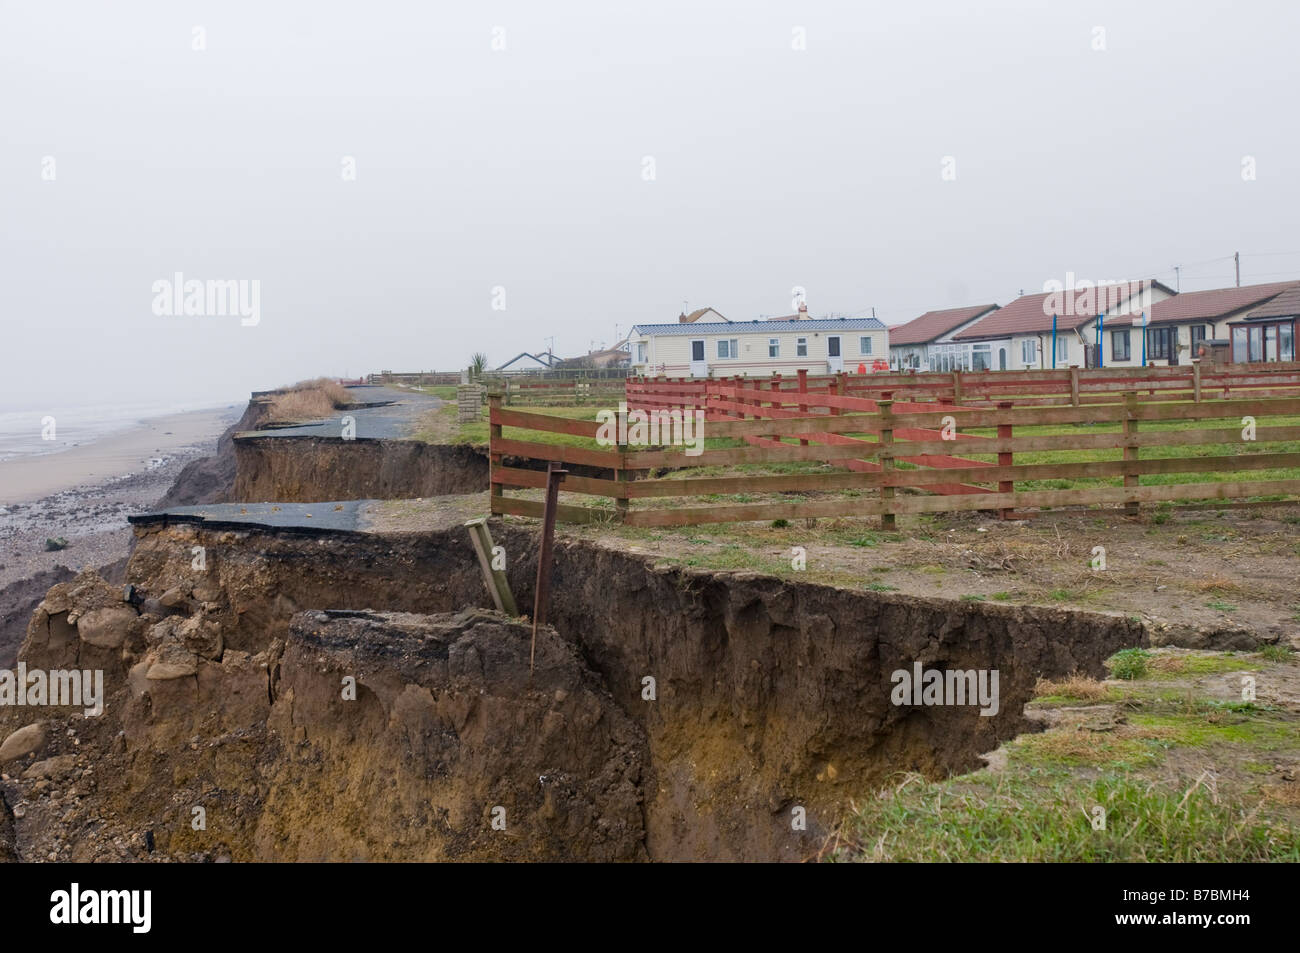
[464,517,518,615]
[531,461,568,673]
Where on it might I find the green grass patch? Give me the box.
[1129,711,1295,750]
[1258,644,1296,663]
[832,771,1297,862]
[1108,648,1153,680]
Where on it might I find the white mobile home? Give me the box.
[630,309,889,377]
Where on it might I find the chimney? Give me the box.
[678,311,689,323]
[797,301,809,320]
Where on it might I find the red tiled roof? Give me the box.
[888,304,999,346]
[1135,280,1300,326]
[679,307,728,323]
[1243,285,1300,320]
[953,281,1148,340]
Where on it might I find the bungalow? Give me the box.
[1229,285,1300,363]
[1121,280,1300,366]
[677,307,729,324]
[495,352,561,374]
[952,280,1172,369]
[630,303,889,377]
[887,304,1000,372]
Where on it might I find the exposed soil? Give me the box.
[232,437,487,502]
[154,399,269,508]
[554,503,1300,652]
[0,513,1142,862]
[0,568,76,670]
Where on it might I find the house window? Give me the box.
[768,338,780,358]
[717,338,739,359]
[859,336,873,355]
[1190,325,1207,355]
[1112,329,1130,361]
[1021,340,1036,365]
[796,337,807,357]
[971,344,991,371]
[1147,326,1174,360]
[636,342,647,363]
[1056,337,1069,363]
[1282,324,1295,362]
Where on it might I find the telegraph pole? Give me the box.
[1235,251,1240,287]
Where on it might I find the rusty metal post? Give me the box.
[531,461,567,672]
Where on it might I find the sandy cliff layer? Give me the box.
[0,518,1143,862]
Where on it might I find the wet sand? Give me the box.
[0,407,237,506]
[0,406,240,591]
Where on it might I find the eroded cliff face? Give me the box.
[232,437,487,502]
[154,398,271,508]
[2,580,646,862]
[0,520,1145,862]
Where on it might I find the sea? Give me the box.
[0,401,219,463]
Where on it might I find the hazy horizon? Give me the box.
[4,0,1299,409]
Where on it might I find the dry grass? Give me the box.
[1148,655,1190,676]
[267,377,351,423]
[1034,674,1110,701]
[1015,724,1174,765]
[1262,782,1300,807]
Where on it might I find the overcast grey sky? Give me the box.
[3,0,1299,409]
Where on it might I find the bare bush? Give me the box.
[267,377,352,423]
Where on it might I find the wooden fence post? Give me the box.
[770,376,781,442]
[1192,361,1202,403]
[1123,391,1140,516]
[614,444,629,523]
[952,369,963,403]
[879,398,896,530]
[488,393,504,514]
[1069,366,1080,407]
[465,517,518,615]
[997,400,1014,520]
[797,369,809,446]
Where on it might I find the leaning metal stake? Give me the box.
[531,461,568,673]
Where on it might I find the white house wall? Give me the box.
[631,327,888,376]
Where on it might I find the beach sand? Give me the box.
[0,406,238,506]
[0,405,241,592]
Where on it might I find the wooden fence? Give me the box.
[489,381,1300,527]
[627,362,1300,412]
[487,375,627,406]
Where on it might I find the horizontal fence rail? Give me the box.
[490,365,1300,527]
[626,362,1300,411]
